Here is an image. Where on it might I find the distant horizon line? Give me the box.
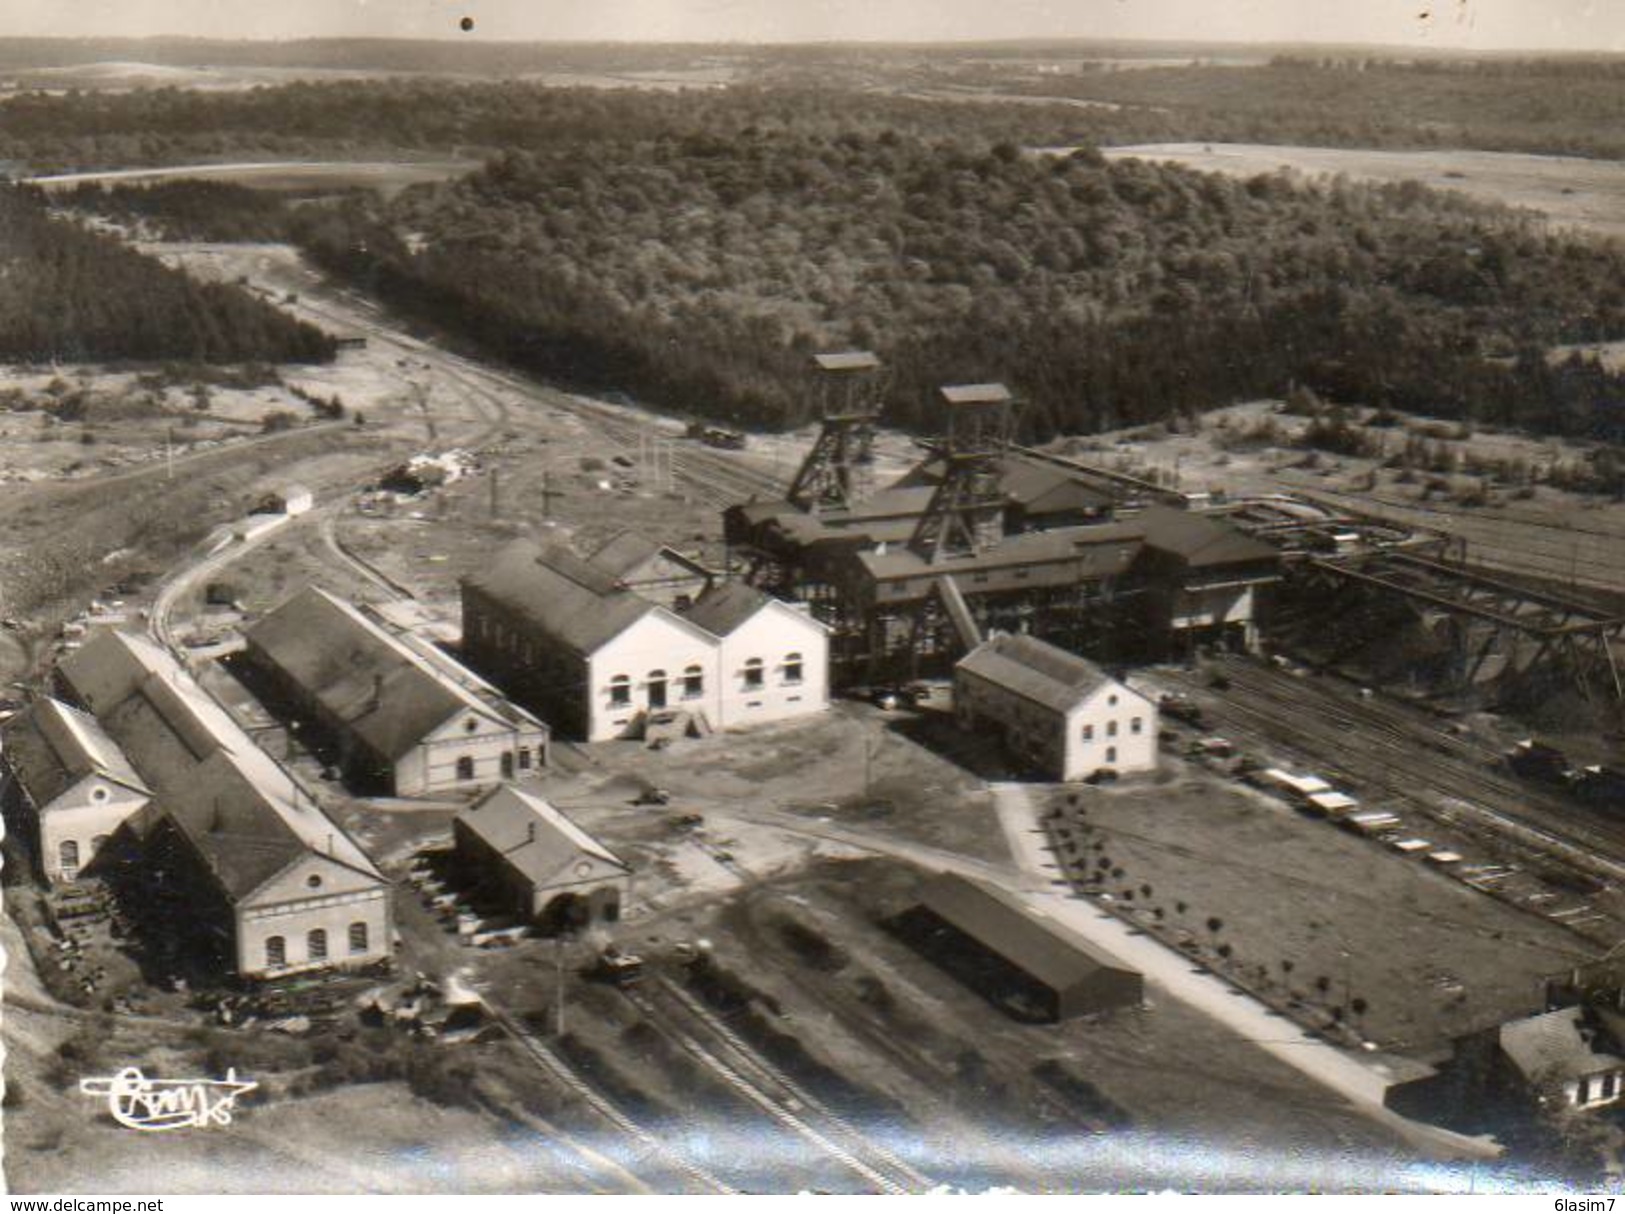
[0,32,1622,58]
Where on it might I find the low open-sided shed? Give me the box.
[912,872,1142,1022]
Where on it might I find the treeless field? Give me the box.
[1042,775,1594,1055]
[1100,143,1625,243]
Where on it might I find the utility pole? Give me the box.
[554,934,567,1038]
[165,426,174,481]
[489,466,500,520]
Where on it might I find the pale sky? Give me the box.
[3,0,1621,51]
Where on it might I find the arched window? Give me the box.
[456,756,475,781]
[265,936,286,968]
[609,674,631,707]
[1107,719,1118,738]
[683,665,704,698]
[1106,746,1118,765]
[782,653,804,685]
[59,839,79,874]
[1131,716,1143,735]
[647,669,668,710]
[307,929,328,962]
[348,922,369,954]
[743,658,765,690]
[1081,723,1094,741]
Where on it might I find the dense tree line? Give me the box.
[0,186,334,364]
[990,57,1625,160]
[56,180,296,241]
[285,131,1625,441]
[0,79,1151,174]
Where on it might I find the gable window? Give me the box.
[59,839,79,874]
[456,755,476,781]
[464,718,480,734]
[1108,694,1119,707]
[609,675,632,707]
[782,653,804,685]
[265,936,286,968]
[308,929,328,962]
[683,665,704,698]
[647,669,668,711]
[349,922,369,954]
[743,658,765,690]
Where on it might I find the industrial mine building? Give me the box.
[726,358,1282,679]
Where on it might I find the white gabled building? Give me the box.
[955,633,1158,781]
[0,696,153,884]
[461,538,829,743]
[453,784,631,930]
[56,629,393,980]
[243,586,550,796]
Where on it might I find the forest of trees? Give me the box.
[280,130,1625,441]
[0,186,334,364]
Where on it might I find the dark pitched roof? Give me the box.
[858,521,1145,581]
[1,696,149,808]
[920,872,1137,993]
[590,531,713,584]
[1137,504,1279,569]
[589,531,665,579]
[899,453,1113,517]
[457,784,627,890]
[72,631,381,902]
[246,587,516,762]
[957,633,1117,715]
[1500,1007,1625,1085]
[680,581,773,638]
[463,539,661,657]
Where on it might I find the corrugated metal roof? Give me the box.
[957,633,1115,715]
[457,784,627,891]
[589,531,664,579]
[1,696,149,808]
[920,872,1137,993]
[246,587,520,763]
[462,539,661,657]
[1500,1006,1624,1084]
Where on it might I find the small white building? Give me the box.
[0,696,152,883]
[955,633,1157,781]
[461,539,830,743]
[453,784,631,930]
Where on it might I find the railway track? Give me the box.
[478,997,738,1195]
[1160,657,1625,908]
[620,975,935,1194]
